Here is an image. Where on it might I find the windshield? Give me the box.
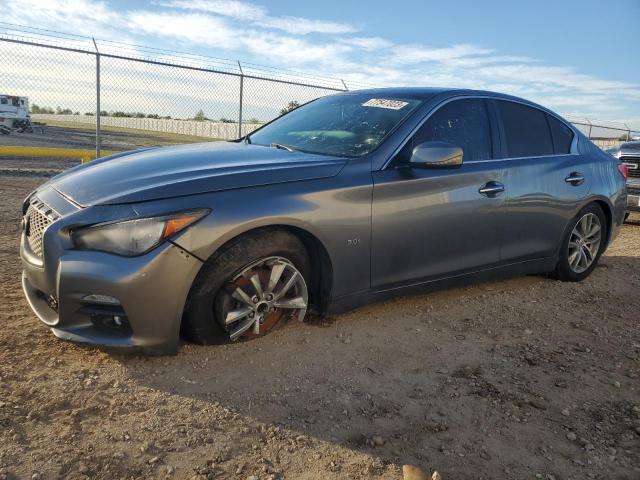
[248,94,422,157]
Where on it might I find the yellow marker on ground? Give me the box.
[0,146,117,163]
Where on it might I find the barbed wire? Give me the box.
[0,21,376,91]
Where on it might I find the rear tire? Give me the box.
[552,203,607,282]
[182,229,310,344]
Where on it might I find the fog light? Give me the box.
[87,312,131,334]
[82,294,120,305]
[78,304,131,335]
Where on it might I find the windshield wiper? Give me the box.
[270,143,298,152]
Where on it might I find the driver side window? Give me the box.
[395,98,493,165]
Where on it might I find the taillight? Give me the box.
[618,163,628,179]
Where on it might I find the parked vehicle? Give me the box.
[607,141,640,217]
[20,88,627,354]
[0,94,33,134]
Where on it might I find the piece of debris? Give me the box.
[403,464,428,480]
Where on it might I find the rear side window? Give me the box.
[402,98,492,162]
[496,100,553,157]
[547,115,574,154]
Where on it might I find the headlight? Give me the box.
[71,209,209,256]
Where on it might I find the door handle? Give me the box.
[479,181,505,197]
[565,172,585,185]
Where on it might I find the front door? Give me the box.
[371,98,506,289]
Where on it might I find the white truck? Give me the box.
[0,94,33,134]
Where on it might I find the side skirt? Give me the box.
[325,257,558,315]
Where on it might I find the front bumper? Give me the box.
[20,196,203,355]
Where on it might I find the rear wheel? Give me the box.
[182,229,310,344]
[552,204,606,282]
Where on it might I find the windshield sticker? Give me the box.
[362,98,410,110]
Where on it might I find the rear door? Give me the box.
[495,100,590,262]
[371,98,506,288]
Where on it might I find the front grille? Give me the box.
[25,197,59,257]
[621,156,640,178]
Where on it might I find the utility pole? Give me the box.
[238,60,244,139]
[92,38,101,159]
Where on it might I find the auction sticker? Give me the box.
[362,98,409,110]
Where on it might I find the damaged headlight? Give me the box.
[71,209,209,256]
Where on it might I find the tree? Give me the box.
[280,101,300,116]
[30,104,55,114]
[193,110,208,121]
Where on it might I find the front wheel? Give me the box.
[215,256,308,340]
[182,230,310,344]
[552,204,607,282]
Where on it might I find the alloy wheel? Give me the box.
[216,256,308,340]
[568,212,602,274]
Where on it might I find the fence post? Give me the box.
[92,38,101,159]
[587,118,593,140]
[238,60,244,138]
[624,123,631,142]
[341,79,348,91]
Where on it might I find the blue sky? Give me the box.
[2,0,639,125]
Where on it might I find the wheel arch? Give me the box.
[555,196,614,261]
[589,197,614,248]
[194,224,334,315]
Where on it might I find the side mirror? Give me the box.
[409,141,463,168]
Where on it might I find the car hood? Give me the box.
[46,142,347,206]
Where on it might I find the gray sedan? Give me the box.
[20,88,627,354]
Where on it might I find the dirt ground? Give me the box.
[0,162,639,480]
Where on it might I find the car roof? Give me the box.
[342,86,529,102]
[340,87,553,112]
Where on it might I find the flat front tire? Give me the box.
[182,229,310,344]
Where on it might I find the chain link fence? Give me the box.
[0,23,360,156]
[564,116,638,150]
[0,22,637,157]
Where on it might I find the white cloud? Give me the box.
[389,44,494,64]
[163,0,266,20]
[1,0,120,39]
[127,11,239,50]
[162,0,357,35]
[343,36,393,51]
